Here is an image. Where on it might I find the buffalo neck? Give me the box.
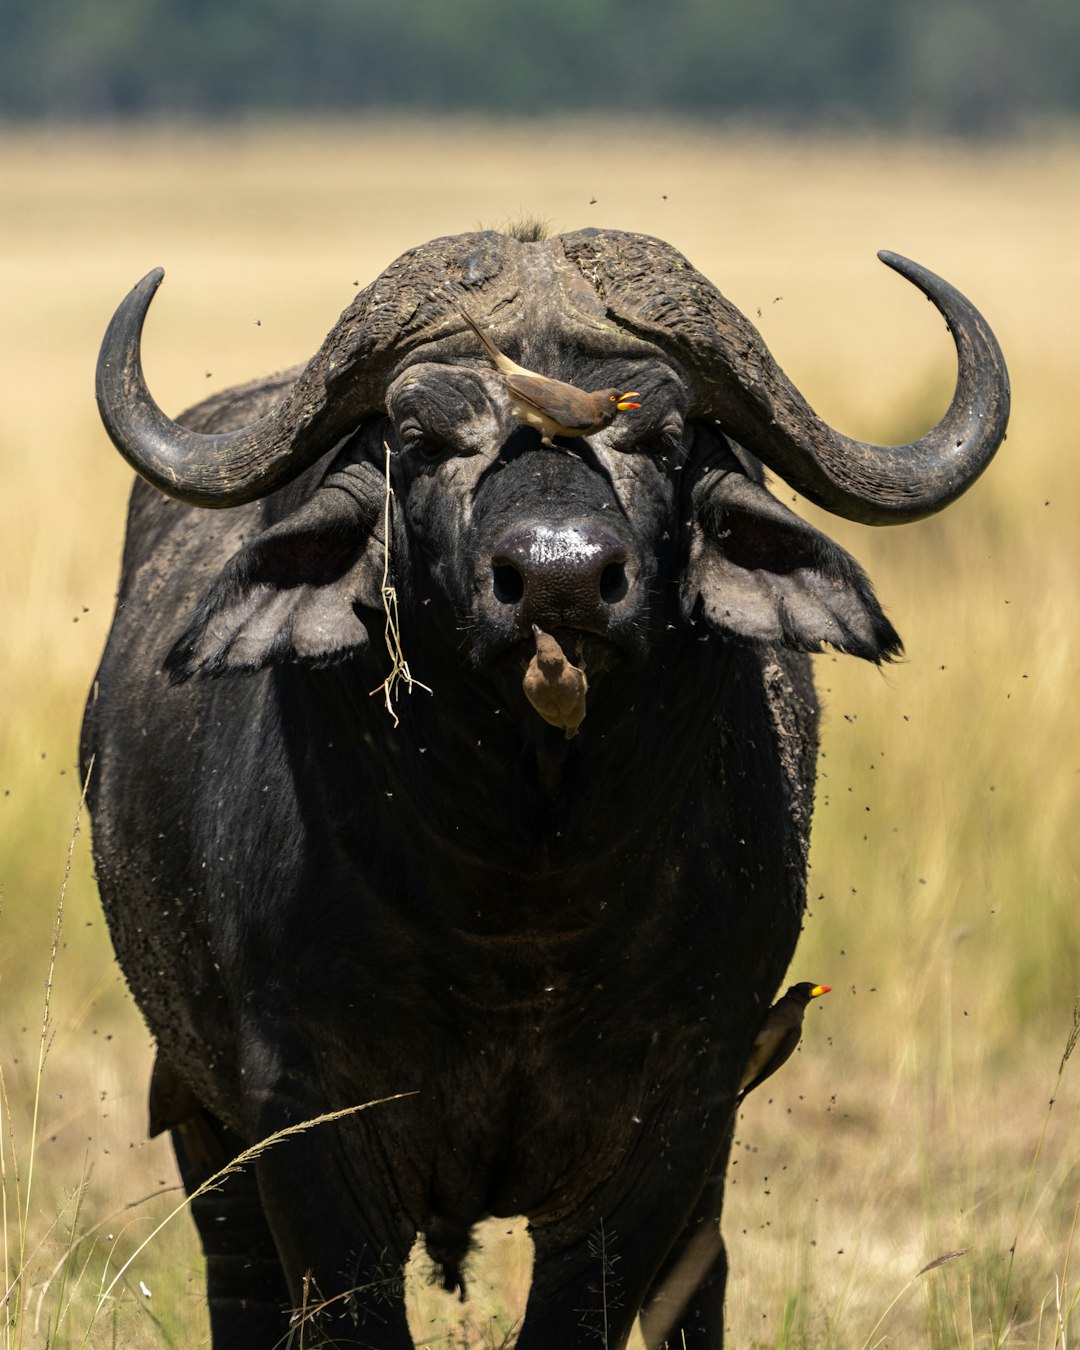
[274,633,732,917]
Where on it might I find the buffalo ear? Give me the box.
[682,469,903,662]
[165,473,385,683]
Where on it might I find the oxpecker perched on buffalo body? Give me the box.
[83,227,1009,1348]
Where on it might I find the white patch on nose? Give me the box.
[526,526,604,566]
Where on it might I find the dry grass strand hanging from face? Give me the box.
[370,440,432,726]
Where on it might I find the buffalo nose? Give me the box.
[490,524,631,628]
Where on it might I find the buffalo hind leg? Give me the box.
[168,1109,293,1348]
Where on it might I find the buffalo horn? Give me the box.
[97,269,408,508]
[704,251,1012,525]
[567,232,1010,525]
[95,231,534,508]
[98,271,358,507]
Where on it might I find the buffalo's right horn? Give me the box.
[95,232,527,508]
[96,269,391,508]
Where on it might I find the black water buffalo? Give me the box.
[83,228,1008,1348]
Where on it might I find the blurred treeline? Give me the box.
[2,0,1076,135]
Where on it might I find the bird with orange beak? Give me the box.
[459,308,640,444]
[738,982,831,1099]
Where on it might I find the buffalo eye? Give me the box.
[395,421,445,461]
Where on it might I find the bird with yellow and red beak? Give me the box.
[738,982,830,1099]
[459,308,640,444]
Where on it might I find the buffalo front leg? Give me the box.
[516,1170,726,1350]
[512,1118,733,1350]
[638,1167,730,1349]
[235,1022,422,1346]
[511,1221,643,1350]
[167,1108,293,1348]
[252,1131,418,1348]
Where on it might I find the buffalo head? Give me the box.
[95,229,1007,738]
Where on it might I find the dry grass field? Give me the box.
[1,120,1078,1348]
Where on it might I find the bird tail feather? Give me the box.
[458,307,507,369]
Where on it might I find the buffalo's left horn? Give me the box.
[566,232,1009,526]
[704,251,1011,525]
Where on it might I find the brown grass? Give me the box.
[1,119,1077,1346]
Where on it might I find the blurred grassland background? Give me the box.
[1,122,1078,1347]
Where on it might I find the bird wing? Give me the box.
[459,308,609,435]
[738,1024,802,1096]
[504,372,601,433]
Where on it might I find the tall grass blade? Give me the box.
[994,996,1080,1346]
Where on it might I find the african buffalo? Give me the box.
[83,227,1008,1348]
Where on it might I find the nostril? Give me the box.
[492,564,525,605]
[599,561,628,605]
